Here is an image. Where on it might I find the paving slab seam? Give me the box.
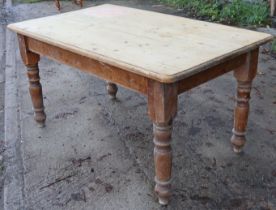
[3,0,26,208]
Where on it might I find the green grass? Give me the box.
[221,0,269,26]
[160,0,270,27]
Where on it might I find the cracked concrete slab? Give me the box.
[3,1,276,209]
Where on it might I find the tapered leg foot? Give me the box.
[231,130,246,153]
[106,82,118,99]
[231,131,246,153]
[26,64,46,127]
[158,197,169,205]
[34,112,46,127]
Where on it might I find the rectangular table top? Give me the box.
[8,4,273,83]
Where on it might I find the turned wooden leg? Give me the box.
[231,48,259,153]
[106,82,118,99]
[148,80,177,205]
[153,122,173,205]
[18,34,46,127]
[26,64,46,127]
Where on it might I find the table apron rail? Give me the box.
[177,53,248,94]
[25,36,252,97]
[26,37,149,95]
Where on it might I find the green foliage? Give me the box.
[220,0,269,26]
[160,0,269,27]
[196,1,220,20]
[161,0,220,18]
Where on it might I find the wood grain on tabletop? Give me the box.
[8,4,273,82]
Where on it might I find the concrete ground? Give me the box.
[1,0,276,209]
[1,0,11,206]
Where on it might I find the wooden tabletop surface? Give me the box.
[8,4,273,82]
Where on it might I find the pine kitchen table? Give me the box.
[8,4,273,205]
